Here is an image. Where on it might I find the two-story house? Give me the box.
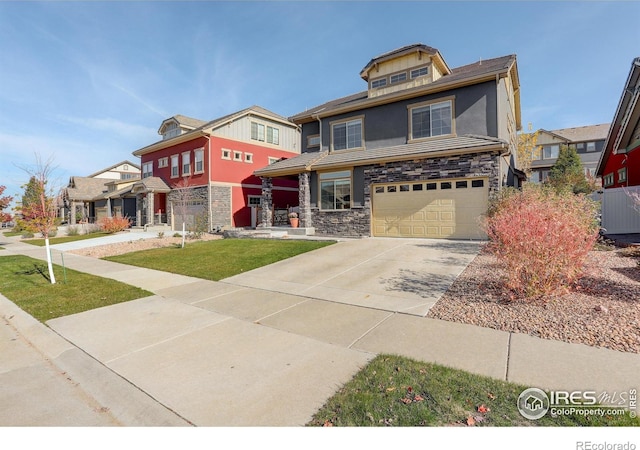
[595,57,640,235]
[130,106,300,231]
[529,124,609,185]
[255,44,522,239]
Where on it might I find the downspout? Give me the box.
[203,132,213,232]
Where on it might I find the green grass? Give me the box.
[105,238,335,280]
[308,354,640,427]
[0,255,152,322]
[1,230,22,237]
[24,232,111,246]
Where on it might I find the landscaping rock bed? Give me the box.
[428,246,640,354]
[68,233,222,258]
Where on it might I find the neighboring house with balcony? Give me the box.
[130,106,300,231]
[596,57,640,234]
[528,124,609,185]
[255,43,522,239]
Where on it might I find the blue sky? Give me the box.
[1,1,639,207]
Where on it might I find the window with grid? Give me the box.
[251,122,265,142]
[319,171,351,210]
[142,162,153,178]
[171,155,179,177]
[194,149,204,173]
[411,100,452,139]
[332,119,362,151]
[182,152,191,176]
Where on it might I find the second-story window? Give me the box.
[410,100,452,139]
[390,72,407,84]
[307,135,320,149]
[142,162,153,178]
[171,155,179,178]
[543,145,559,159]
[332,118,363,151]
[194,148,204,173]
[182,152,191,176]
[587,142,596,152]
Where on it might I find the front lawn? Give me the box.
[0,255,152,322]
[308,354,640,427]
[104,238,335,280]
[23,232,111,246]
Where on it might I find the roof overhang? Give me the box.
[133,131,209,157]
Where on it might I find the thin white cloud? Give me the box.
[56,115,157,140]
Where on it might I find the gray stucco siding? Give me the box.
[301,121,320,153]
[314,81,498,152]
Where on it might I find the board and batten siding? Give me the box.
[211,115,301,154]
[601,186,640,234]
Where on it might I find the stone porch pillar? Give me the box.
[146,192,155,225]
[259,177,273,227]
[70,200,77,225]
[299,172,312,228]
[136,194,143,227]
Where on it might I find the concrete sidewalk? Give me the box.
[1,232,639,426]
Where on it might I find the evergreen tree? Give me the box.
[547,145,594,194]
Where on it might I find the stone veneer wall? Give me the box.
[209,185,232,229]
[167,185,231,231]
[310,151,501,237]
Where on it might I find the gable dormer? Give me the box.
[158,115,207,140]
[360,44,452,98]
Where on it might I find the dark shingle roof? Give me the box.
[290,54,517,122]
[255,135,507,177]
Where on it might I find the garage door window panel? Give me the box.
[320,171,351,210]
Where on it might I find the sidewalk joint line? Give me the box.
[348,311,396,349]
[505,332,513,382]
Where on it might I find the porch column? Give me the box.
[70,201,77,225]
[106,198,112,218]
[136,194,143,227]
[146,192,155,225]
[298,172,312,228]
[259,177,273,227]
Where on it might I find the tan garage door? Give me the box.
[371,178,488,239]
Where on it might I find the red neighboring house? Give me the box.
[596,57,640,189]
[131,106,300,231]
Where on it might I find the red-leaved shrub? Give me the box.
[98,216,131,234]
[483,185,599,299]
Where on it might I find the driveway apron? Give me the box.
[221,237,482,316]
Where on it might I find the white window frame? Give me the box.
[244,153,253,163]
[158,157,168,168]
[142,162,153,179]
[543,145,560,159]
[618,168,627,183]
[268,157,279,165]
[194,148,204,174]
[587,142,596,152]
[307,135,320,148]
[319,170,352,210]
[603,173,614,187]
[330,116,363,151]
[181,151,191,176]
[390,72,407,84]
[371,78,387,88]
[410,66,429,79]
[233,151,242,162]
[221,149,231,160]
[251,122,265,142]
[247,195,261,207]
[267,126,279,145]
[409,98,454,141]
[170,154,179,178]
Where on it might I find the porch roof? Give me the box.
[254,135,507,177]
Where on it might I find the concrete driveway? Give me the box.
[222,237,482,316]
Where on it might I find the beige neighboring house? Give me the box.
[62,160,141,225]
[529,124,610,185]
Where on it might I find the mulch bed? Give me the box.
[427,246,640,354]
